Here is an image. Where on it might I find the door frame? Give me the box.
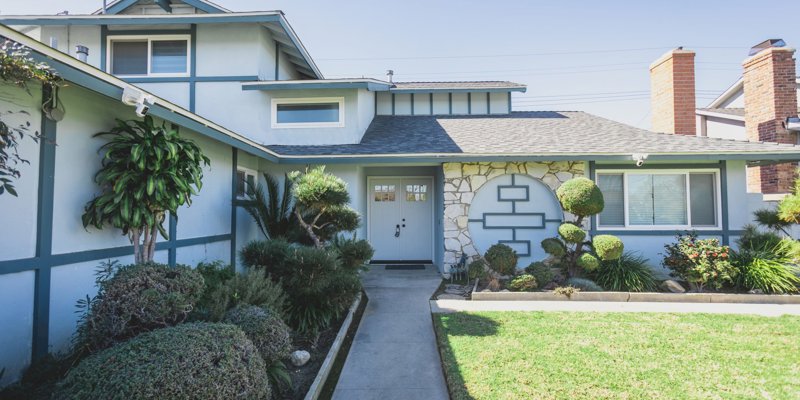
[366,175,435,263]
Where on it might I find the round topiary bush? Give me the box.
[508,274,538,292]
[223,305,292,366]
[75,262,205,354]
[541,238,566,258]
[577,253,600,271]
[54,322,270,400]
[468,259,489,280]
[558,223,586,244]
[556,177,604,217]
[593,235,624,261]
[524,262,555,289]
[484,243,518,275]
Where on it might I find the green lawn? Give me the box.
[433,312,800,400]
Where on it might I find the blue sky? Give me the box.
[2,0,798,128]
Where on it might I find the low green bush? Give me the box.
[662,233,735,292]
[558,223,586,244]
[194,268,287,322]
[330,235,374,271]
[223,305,293,389]
[484,243,518,275]
[576,253,600,271]
[564,277,604,292]
[593,252,657,292]
[524,262,555,289]
[508,275,538,292]
[592,235,624,261]
[732,239,800,294]
[468,259,489,281]
[54,322,270,400]
[74,262,204,355]
[240,238,294,278]
[541,238,566,258]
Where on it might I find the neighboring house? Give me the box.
[1,0,800,385]
[649,39,800,195]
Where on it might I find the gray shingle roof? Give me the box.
[390,81,526,90]
[268,111,800,158]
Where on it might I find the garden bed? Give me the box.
[471,290,800,304]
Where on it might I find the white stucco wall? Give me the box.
[0,271,35,387]
[195,24,263,77]
[703,116,746,141]
[39,26,102,69]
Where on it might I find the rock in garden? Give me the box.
[661,280,686,293]
[291,350,311,367]
[437,293,466,300]
[748,289,764,294]
[499,289,510,293]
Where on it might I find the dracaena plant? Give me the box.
[81,116,210,264]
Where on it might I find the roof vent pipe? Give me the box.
[76,45,89,62]
[386,69,394,83]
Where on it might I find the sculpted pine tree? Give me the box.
[289,166,360,248]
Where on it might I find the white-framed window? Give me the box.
[235,167,257,199]
[270,97,345,129]
[595,169,721,230]
[107,35,191,77]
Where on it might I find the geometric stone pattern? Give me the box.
[442,161,584,268]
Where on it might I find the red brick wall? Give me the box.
[650,50,696,135]
[743,47,798,194]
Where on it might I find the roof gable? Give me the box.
[96,0,229,15]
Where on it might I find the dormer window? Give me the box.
[271,97,345,128]
[108,35,190,77]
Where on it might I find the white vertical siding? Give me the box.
[470,92,488,114]
[413,93,431,115]
[432,93,450,114]
[451,93,469,114]
[376,92,392,115]
[489,92,509,114]
[393,93,412,115]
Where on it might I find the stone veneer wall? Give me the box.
[442,161,585,268]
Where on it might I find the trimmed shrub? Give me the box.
[330,235,375,271]
[732,239,800,294]
[555,177,604,217]
[468,259,489,281]
[593,235,624,261]
[558,223,586,244]
[223,305,292,366]
[54,322,270,400]
[484,243,518,275]
[662,233,735,292]
[524,262,555,289]
[282,246,362,335]
[594,252,657,292]
[541,238,566,258]
[74,262,204,355]
[508,274,538,292]
[565,277,604,292]
[240,238,294,278]
[576,253,599,271]
[194,269,287,322]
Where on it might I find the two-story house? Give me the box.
[2,0,800,385]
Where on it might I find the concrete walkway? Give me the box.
[333,265,449,400]
[432,299,800,317]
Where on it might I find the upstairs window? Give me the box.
[271,97,345,128]
[235,168,257,199]
[108,35,190,76]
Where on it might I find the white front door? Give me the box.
[368,177,434,262]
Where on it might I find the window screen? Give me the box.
[151,40,188,74]
[597,174,624,226]
[111,41,147,75]
[690,173,716,226]
[628,174,687,226]
[276,103,340,124]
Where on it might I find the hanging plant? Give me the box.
[0,37,62,196]
[82,116,210,264]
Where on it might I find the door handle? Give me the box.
[395,224,401,237]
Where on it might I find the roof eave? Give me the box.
[242,79,391,92]
[695,109,745,121]
[389,87,527,94]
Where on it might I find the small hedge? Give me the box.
[541,238,566,258]
[524,262,555,289]
[485,244,518,275]
[54,322,270,400]
[223,305,292,366]
[576,253,600,271]
[508,275,538,292]
[593,235,624,261]
[194,268,287,322]
[558,223,586,244]
[74,262,204,354]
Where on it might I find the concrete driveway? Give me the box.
[332,265,449,400]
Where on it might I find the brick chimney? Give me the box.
[650,48,696,135]
[743,40,798,194]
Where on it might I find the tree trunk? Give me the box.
[130,228,141,264]
[295,208,322,248]
[148,223,158,262]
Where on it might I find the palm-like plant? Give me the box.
[81,116,210,264]
[242,173,295,239]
